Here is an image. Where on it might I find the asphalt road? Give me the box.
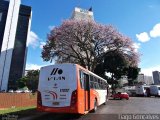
[32,97,160,120]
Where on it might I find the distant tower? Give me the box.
[152,71,160,85]
[0,0,32,90]
[71,7,94,20]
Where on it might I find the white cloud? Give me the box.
[140,65,160,76]
[136,32,150,42]
[48,25,55,30]
[136,23,160,43]
[40,42,46,49]
[26,64,42,70]
[133,43,141,52]
[27,31,39,48]
[26,63,53,70]
[150,23,160,38]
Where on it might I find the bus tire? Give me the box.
[92,99,97,112]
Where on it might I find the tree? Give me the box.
[26,70,39,91]
[94,63,105,77]
[16,77,29,89]
[17,70,39,91]
[102,50,129,90]
[103,50,129,80]
[42,19,139,72]
[127,67,140,85]
[94,50,139,90]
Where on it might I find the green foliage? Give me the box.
[16,77,28,89]
[94,50,140,88]
[0,106,36,115]
[127,67,140,85]
[17,70,39,91]
[103,50,128,80]
[94,63,105,76]
[127,67,140,80]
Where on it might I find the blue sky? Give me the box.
[21,0,160,76]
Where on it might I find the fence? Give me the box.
[0,93,37,109]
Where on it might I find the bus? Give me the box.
[135,85,150,97]
[37,63,109,114]
[150,85,160,97]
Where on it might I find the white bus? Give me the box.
[150,85,160,97]
[135,85,150,97]
[37,63,109,114]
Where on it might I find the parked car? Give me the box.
[126,90,136,97]
[8,89,14,93]
[23,89,31,93]
[112,92,129,100]
[15,89,23,93]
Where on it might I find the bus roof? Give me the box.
[40,63,108,84]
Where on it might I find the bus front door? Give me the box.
[84,73,90,111]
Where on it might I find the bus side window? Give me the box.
[100,80,102,90]
[102,81,104,89]
[79,71,84,89]
[90,76,93,89]
[84,73,89,90]
[98,79,101,90]
[90,81,93,89]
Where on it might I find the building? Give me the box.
[137,74,145,84]
[118,76,128,86]
[71,7,94,20]
[136,73,153,85]
[152,71,160,85]
[0,0,32,91]
[144,75,153,85]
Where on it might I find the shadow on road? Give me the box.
[34,113,120,120]
[34,113,82,120]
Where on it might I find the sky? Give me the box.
[21,0,160,76]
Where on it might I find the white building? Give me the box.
[137,74,145,84]
[71,7,94,20]
[144,75,153,85]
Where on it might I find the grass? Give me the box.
[0,106,36,115]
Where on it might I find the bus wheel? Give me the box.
[93,99,97,112]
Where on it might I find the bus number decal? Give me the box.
[60,89,69,92]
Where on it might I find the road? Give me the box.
[32,97,160,120]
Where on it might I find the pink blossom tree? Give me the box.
[42,19,139,72]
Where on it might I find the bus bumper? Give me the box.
[37,105,82,114]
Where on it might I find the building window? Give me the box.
[0,13,2,22]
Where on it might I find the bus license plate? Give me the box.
[52,102,59,105]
